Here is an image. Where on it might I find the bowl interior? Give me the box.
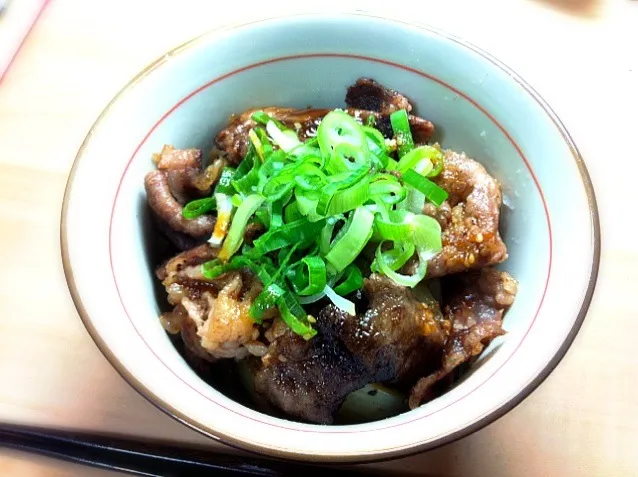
[64,13,597,460]
[134,54,549,418]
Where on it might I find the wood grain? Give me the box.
[0,0,637,475]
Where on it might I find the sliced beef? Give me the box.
[145,170,215,238]
[253,317,371,424]
[406,150,508,278]
[215,78,435,164]
[215,107,326,165]
[335,275,449,385]
[408,268,518,408]
[156,245,266,361]
[156,243,218,282]
[152,211,207,252]
[215,106,435,164]
[155,145,203,204]
[145,145,225,240]
[253,274,450,423]
[345,77,413,114]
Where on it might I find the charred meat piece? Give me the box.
[254,318,371,424]
[145,170,215,238]
[405,150,508,278]
[335,275,449,385]
[345,77,413,114]
[345,78,433,144]
[408,268,518,408]
[253,274,450,423]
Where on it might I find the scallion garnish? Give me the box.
[390,109,414,157]
[402,169,449,206]
[187,108,448,337]
[182,197,216,219]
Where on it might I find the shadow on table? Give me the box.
[528,0,601,18]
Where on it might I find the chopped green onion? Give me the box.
[404,188,426,214]
[260,163,297,201]
[386,157,399,171]
[258,150,286,180]
[251,111,285,129]
[266,120,302,153]
[272,243,300,284]
[293,162,328,191]
[369,175,406,205]
[374,212,414,243]
[252,218,325,255]
[233,149,254,180]
[390,109,414,157]
[248,285,279,324]
[371,241,415,273]
[402,169,449,206]
[319,215,345,255]
[254,127,274,159]
[268,199,284,229]
[333,265,363,295]
[182,197,216,219]
[231,194,243,207]
[294,188,322,222]
[326,142,370,174]
[297,291,327,305]
[218,194,265,261]
[249,129,265,162]
[396,146,442,174]
[324,284,356,316]
[316,166,370,216]
[284,201,302,223]
[232,152,260,196]
[426,149,445,177]
[254,207,270,228]
[325,207,375,273]
[375,241,426,287]
[374,210,443,250]
[362,125,389,169]
[287,256,327,295]
[317,110,368,159]
[202,255,275,285]
[196,105,447,338]
[269,283,317,337]
[318,174,370,217]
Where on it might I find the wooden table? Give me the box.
[1,0,637,475]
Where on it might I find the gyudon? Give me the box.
[144,78,517,424]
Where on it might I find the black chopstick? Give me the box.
[0,424,370,476]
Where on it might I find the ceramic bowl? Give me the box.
[61,12,600,462]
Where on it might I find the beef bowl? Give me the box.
[61,13,599,462]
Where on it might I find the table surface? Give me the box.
[1,0,637,475]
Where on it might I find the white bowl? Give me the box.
[61,12,600,462]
